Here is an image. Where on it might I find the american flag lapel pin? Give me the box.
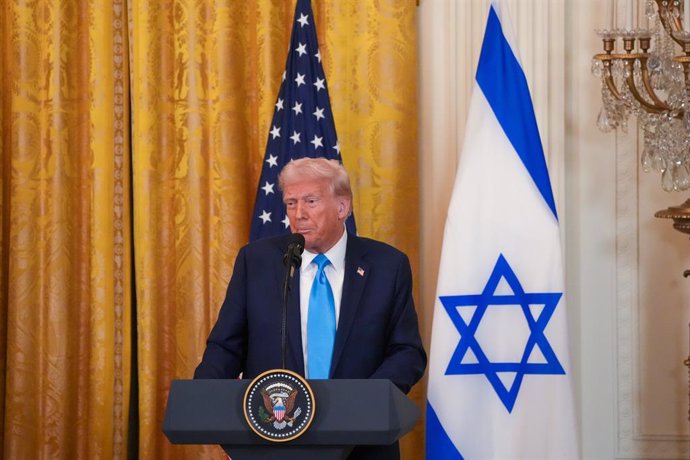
[357,267,365,277]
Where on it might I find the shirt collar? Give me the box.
[301,228,347,273]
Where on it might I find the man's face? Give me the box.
[282,178,349,253]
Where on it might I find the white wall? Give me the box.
[418,0,690,458]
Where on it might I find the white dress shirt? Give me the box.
[299,229,347,372]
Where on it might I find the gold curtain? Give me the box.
[2,0,421,458]
[0,0,131,458]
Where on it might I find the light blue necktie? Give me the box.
[307,254,336,379]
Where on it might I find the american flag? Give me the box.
[249,0,356,241]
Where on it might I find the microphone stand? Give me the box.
[281,250,299,370]
[281,261,292,370]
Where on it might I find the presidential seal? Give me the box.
[243,369,315,442]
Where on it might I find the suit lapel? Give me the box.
[331,235,369,374]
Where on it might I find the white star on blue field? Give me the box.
[440,254,565,412]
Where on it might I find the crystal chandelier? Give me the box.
[592,0,690,192]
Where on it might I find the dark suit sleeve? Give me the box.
[193,247,248,379]
[368,253,427,394]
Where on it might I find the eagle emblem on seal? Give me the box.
[260,386,302,430]
[244,370,315,441]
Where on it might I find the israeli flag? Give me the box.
[425,2,579,458]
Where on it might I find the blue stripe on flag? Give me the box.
[476,6,558,220]
[426,402,464,460]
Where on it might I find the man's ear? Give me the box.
[337,198,351,219]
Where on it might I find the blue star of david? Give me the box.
[440,253,565,413]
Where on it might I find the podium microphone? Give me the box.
[283,233,305,276]
[281,233,305,369]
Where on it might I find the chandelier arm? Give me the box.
[625,74,668,113]
[639,59,672,110]
[596,55,666,112]
[624,61,669,114]
[603,74,623,100]
[600,59,624,100]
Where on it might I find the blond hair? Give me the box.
[279,158,352,196]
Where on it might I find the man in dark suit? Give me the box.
[194,158,426,459]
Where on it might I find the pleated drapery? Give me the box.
[1,0,421,458]
[0,0,132,457]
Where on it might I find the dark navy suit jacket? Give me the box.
[194,233,427,459]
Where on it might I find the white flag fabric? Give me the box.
[425,2,579,459]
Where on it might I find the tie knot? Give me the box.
[313,253,331,271]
